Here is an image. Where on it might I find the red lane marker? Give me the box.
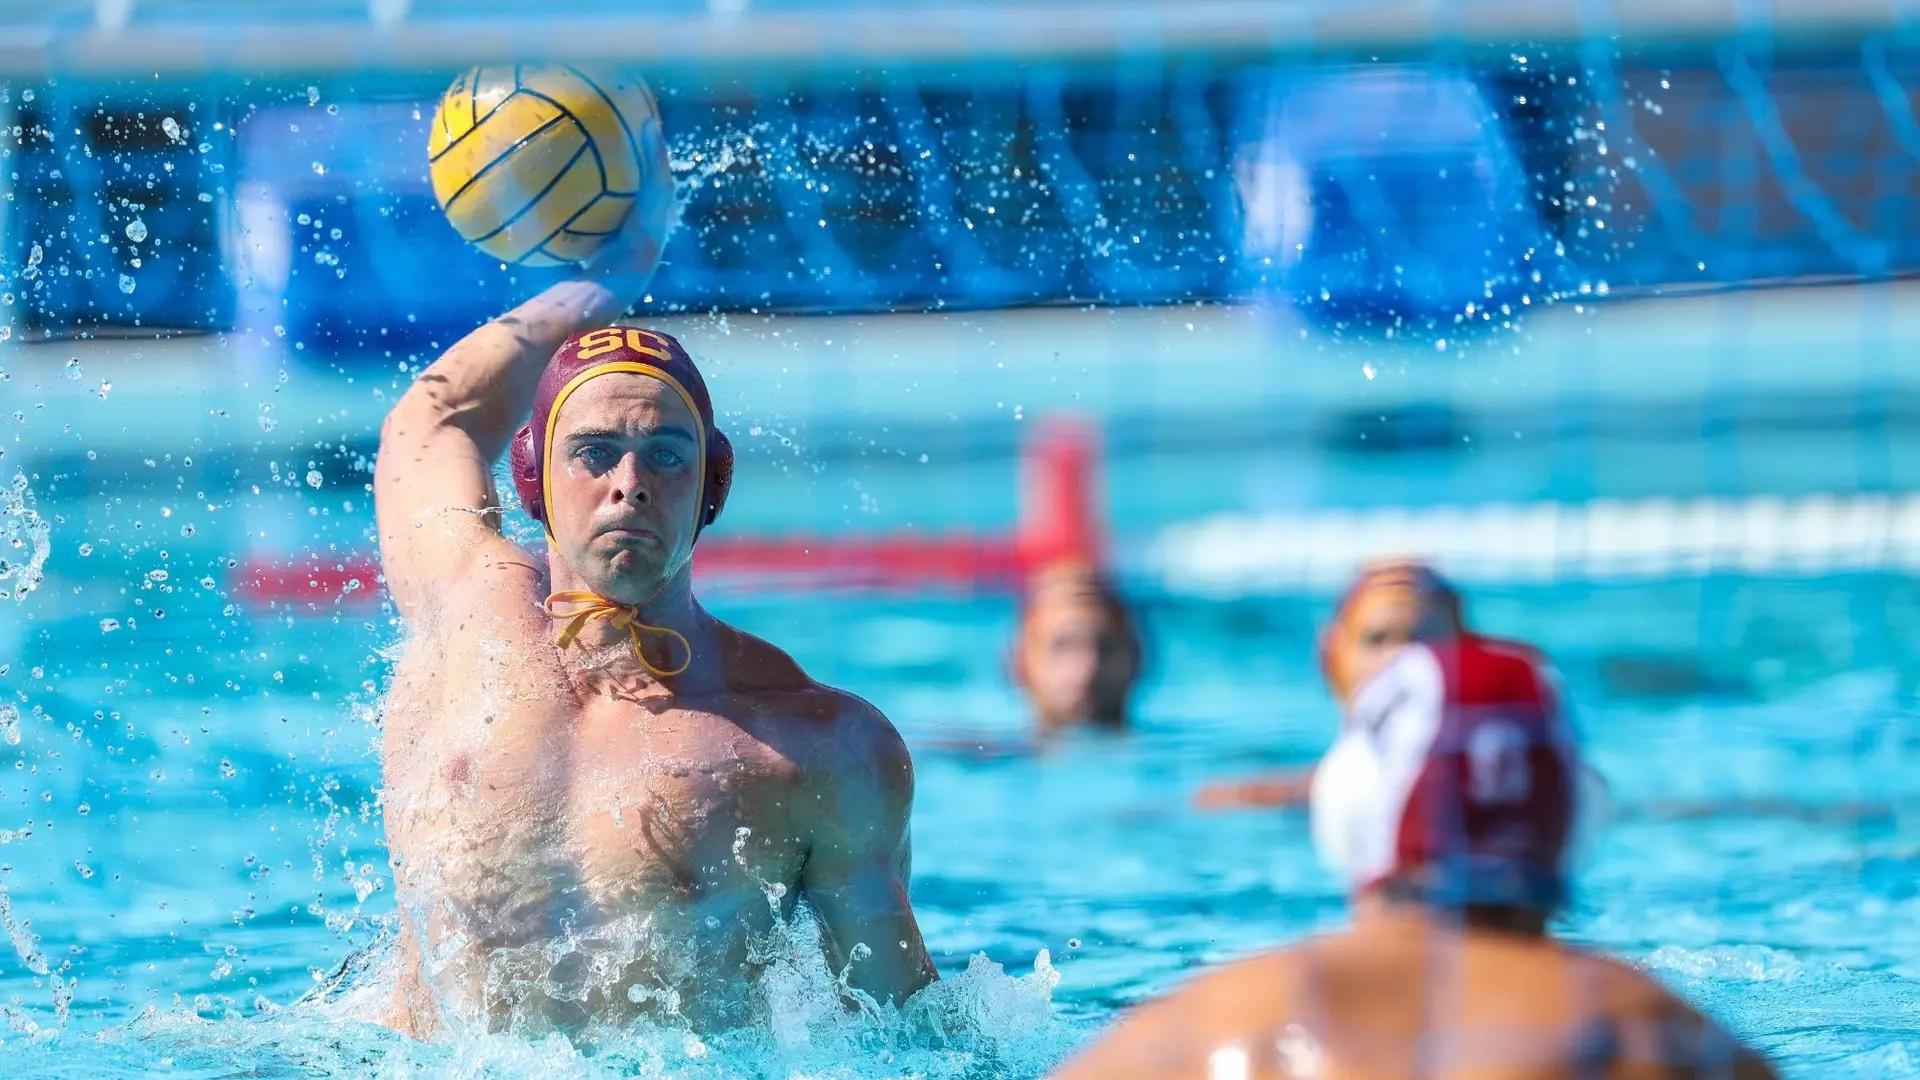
[238,558,382,605]
[696,534,1021,588]
[236,533,1024,606]
[236,413,1104,607]
[1015,415,1108,574]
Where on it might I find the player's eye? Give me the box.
[574,444,616,470]
[647,445,686,469]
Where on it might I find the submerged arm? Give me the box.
[373,119,675,618]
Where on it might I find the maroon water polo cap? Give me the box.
[508,326,734,537]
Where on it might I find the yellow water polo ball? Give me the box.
[427,63,661,267]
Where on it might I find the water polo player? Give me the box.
[1013,561,1143,735]
[368,126,935,1036]
[1061,631,1777,1078]
[1197,559,1462,809]
[1008,419,1143,735]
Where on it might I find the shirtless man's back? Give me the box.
[1059,633,1774,1080]
[369,122,934,1037]
[1059,904,1772,1079]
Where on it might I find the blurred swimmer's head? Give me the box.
[1320,559,1464,702]
[1311,634,1580,917]
[1014,562,1142,733]
[510,327,733,605]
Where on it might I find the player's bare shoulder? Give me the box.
[1579,947,1779,1077]
[818,684,913,795]
[713,623,911,790]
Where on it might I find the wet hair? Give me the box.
[1019,563,1141,650]
[1332,559,1465,633]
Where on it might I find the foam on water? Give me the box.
[0,908,1068,1078]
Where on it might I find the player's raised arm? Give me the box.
[374,119,675,618]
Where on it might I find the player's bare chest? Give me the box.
[560,703,812,895]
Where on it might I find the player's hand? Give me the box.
[587,117,679,288]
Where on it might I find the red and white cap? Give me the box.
[1310,633,1581,911]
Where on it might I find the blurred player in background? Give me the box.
[1013,560,1143,734]
[1010,419,1143,735]
[1197,560,1460,809]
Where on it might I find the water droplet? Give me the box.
[118,274,136,295]
[0,704,18,745]
[306,86,320,106]
[218,759,236,780]
[64,358,82,380]
[77,543,93,557]
[124,218,147,243]
[98,618,121,633]
[161,116,182,143]
[304,470,323,489]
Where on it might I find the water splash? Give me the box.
[0,878,73,1039]
[285,809,1070,1074]
[280,894,1070,1078]
[0,474,50,602]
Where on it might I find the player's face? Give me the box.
[1327,589,1423,702]
[546,374,703,604]
[1020,596,1139,731]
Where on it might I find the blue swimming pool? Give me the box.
[3,299,1920,1076]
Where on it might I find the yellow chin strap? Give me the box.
[544,590,692,678]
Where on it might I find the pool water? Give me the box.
[4,300,1920,1076]
[4,559,1919,1076]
